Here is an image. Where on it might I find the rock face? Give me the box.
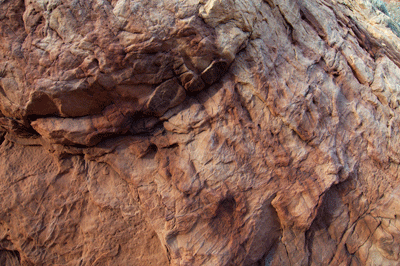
[1,0,400,265]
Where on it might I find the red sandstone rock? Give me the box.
[1,0,400,265]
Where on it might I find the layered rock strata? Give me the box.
[1,0,400,265]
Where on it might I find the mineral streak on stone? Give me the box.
[201,59,229,85]
[1,0,400,265]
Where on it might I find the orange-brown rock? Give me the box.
[1,0,400,265]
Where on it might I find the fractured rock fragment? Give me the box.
[145,78,186,117]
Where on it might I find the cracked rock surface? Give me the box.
[1,0,400,265]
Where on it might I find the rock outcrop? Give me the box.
[1,0,400,265]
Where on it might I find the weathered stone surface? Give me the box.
[1,0,400,265]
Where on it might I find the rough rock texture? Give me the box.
[1,0,400,265]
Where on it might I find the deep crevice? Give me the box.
[0,249,21,266]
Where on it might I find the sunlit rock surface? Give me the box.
[1,0,400,265]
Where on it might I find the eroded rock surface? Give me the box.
[1,0,400,265]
